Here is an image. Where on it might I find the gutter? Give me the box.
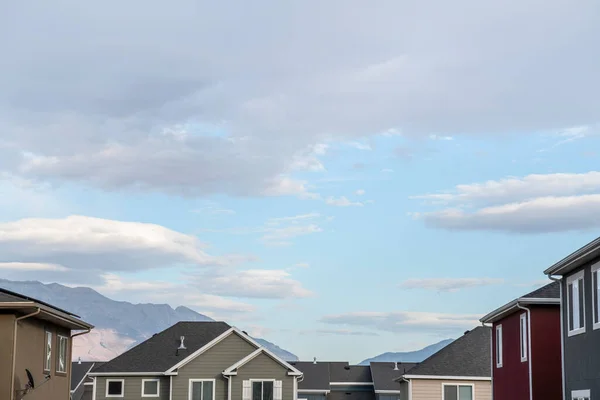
[11,308,41,400]
[516,303,533,400]
[549,275,566,400]
[544,237,600,275]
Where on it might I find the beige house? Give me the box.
[0,287,93,400]
[398,327,491,400]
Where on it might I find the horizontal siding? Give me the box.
[95,376,169,400]
[411,379,491,400]
[172,331,257,400]
[232,352,295,400]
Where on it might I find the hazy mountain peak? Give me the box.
[360,339,454,365]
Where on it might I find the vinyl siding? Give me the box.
[231,352,296,400]
[411,379,491,400]
[171,331,258,400]
[95,377,170,400]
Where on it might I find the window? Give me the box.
[56,335,68,373]
[443,384,473,400]
[253,381,274,400]
[520,313,528,362]
[593,263,600,330]
[567,271,585,336]
[189,379,214,400]
[106,379,124,397]
[142,379,160,397]
[495,324,503,368]
[44,331,52,372]
[572,389,590,400]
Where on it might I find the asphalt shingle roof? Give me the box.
[370,362,417,391]
[403,326,491,377]
[290,361,331,391]
[521,281,560,299]
[71,362,96,390]
[329,363,373,383]
[94,321,231,373]
[0,287,80,317]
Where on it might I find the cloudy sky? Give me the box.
[1,0,600,362]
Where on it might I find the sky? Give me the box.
[1,0,600,363]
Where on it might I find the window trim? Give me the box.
[495,324,503,368]
[571,389,591,400]
[188,378,216,400]
[520,313,528,362]
[142,378,161,398]
[56,335,68,374]
[106,379,125,398]
[567,270,586,337]
[441,382,475,400]
[250,379,276,400]
[44,330,52,373]
[592,262,600,330]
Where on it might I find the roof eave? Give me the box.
[0,303,94,330]
[480,297,560,323]
[544,237,600,276]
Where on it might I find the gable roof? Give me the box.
[401,326,491,379]
[92,321,232,373]
[223,347,303,376]
[544,236,600,276]
[71,361,96,391]
[329,363,373,383]
[370,362,417,392]
[480,281,560,323]
[289,361,331,391]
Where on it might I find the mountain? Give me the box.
[359,339,454,365]
[0,279,298,361]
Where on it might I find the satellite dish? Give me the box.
[26,369,35,389]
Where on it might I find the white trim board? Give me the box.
[90,372,164,376]
[402,375,491,381]
[223,347,303,376]
[330,382,374,385]
[297,389,331,394]
[188,379,216,400]
[105,379,125,398]
[375,390,401,394]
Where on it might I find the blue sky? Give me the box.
[1,0,600,363]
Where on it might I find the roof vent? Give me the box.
[178,336,186,350]
[78,357,81,365]
[464,330,470,335]
[313,357,317,364]
[242,330,248,335]
[393,362,398,371]
[344,366,351,370]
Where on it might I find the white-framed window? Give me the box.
[189,379,214,400]
[520,313,528,362]
[442,383,474,400]
[243,380,282,400]
[571,389,590,400]
[56,335,68,373]
[142,379,160,397]
[495,324,503,368]
[593,262,600,330]
[567,270,586,336]
[106,379,124,398]
[44,330,52,372]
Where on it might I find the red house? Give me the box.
[480,282,562,400]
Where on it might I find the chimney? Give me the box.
[78,357,81,365]
[393,362,398,371]
[178,336,186,350]
[313,357,317,364]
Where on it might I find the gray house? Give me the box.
[88,321,303,400]
[544,237,600,400]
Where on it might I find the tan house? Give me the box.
[88,321,303,400]
[398,327,491,400]
[0,287,93,400]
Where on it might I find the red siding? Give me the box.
[493,312,530,400]
[530,305,562,400]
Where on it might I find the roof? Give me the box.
[93,321,231,373]
[480,282,560,323]
[544,236,600,276]
[71,361,96,391]
[223,347,302,376]
[370,362,417,391]
[0,287,80,317]
[329,392,375,400]
[402,326,491,378]
[290,361,331,391]
[329,363,373,383]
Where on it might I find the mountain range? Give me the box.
[359,339,454,365]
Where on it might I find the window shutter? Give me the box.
[274,380,282,400]
[243,380,251,400]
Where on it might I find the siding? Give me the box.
[529,305,562,400]
[171,331,257,400]
[231,352,296,400]
[0,314,15,400]
[562,261,600,398]
[95,376,170,400]
[411,379,491,400]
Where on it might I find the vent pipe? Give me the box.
[78,357,82,365]
[313,357,317,364]
[178,336,186,350]
[393,362,398,371]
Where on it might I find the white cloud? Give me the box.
[321,311,482,333]
[312,329,379,337]
[325,196,364,207]
[399,278,505,292]
[347,141,372,151]
[261,224,323,246]
[0,262,69,271]
[94,273,177,292]
[429,134,454,141]
[355,189,366,196]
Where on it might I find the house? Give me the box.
[397,326,491,400]
[0,287,93,400]
[290,360,417,400]
[480,281,562,400]
[71,360,105,400]
[88,321,303,400]
[544,237,600,400]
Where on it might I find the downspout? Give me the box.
[517,303,533,400]
[295,374,304,400]
[223,373,232,400]
[399,377,411,400]
[486,321,494,400]
[549,275,566,400]
[11,308,41,400]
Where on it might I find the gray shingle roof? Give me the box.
[521,281,560,299]
[71,361,95,390]
[93,321,231,373]
[329,363,373,383]
[403,326,491,377]
[370,362,417,391]
[290,361,331,391]
[329,392,376,400]
[0,287,80,317]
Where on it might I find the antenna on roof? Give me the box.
[393,362,398,371]
[178,336,186,350]
[313,357,317,364]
